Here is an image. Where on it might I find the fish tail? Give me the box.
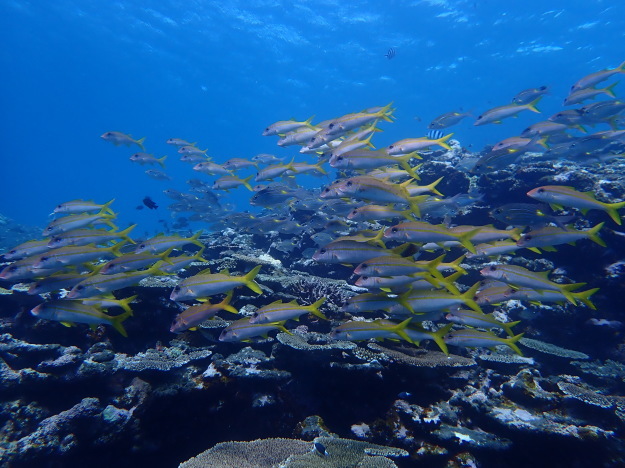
[242,175,254,191]
[455,230,477,254]
[462,282,482,313]
[368,228,387,249]
[506,333,525,356]
[574,287,600,310]
[441,271,463,295]
[450,254,467,274]
[408,195,430,219]
[502,320,521,337]
[398,290,415,314]
[399,158,422,181]
[431,323,453,355]
[136,137,146,150]
[379,102,395,122]
[437,133,454,150]
[190,230,204,247]
[560,283,586,305]
[117,224,137,244]
[314,162,328,175]
[604,81,618,98]
[110,310,132,337]
[308,297,328,320]
[426,177,445,196]
[526,97,542,113]
[244,265,263,294]
[618,61,625,72]
[304,115,316,128]
[508,227,523,241]
[425,254,446,280]
[157,155,167,168]
[220,291,239,314]
[110,240,128,257]
[117,295,137,315]
[604,201,625,225]
[104,219,119,231]
[586,222,606,247]
[102,198,116,216]
[391,317,414,344]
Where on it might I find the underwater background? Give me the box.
[2,1,625,467]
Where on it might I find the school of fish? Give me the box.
[2,61,625,356]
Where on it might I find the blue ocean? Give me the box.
[2,1,625,467]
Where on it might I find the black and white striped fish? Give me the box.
[427,130,445,140]
[384,48,396,59]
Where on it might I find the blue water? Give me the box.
[1,0,623,233]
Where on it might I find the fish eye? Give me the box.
[319,249,326,254]
[494,209,502,214]
[388,145,394,150]
[537,188,544,193]
[362,276,369,280]
[138,244,146,249]
[76,285,84,290]
[361,263,368,268]
[391,227,398,233]
[173,285,180,292]
[489,266,497,271]
[337,156,343,161]
[524,235,532,240]
[8,266,17,272]
[477,115,483,119]
[346,181,352,186]
[329,123,335,129]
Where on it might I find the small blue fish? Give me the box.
[384,48,396,59]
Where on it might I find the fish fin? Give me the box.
[574,288,599,310]
[190,230,204,248]
[135,137,146,150]
[118,295,137,315]
[527,247,542,254]
[110,310,132,337]
[506,333,525,356]
[436,133,454,151]
[526,97,542,113]
[502,320,521,337]
[390,317,414,344]
[117,224,137,244]
[102,198,117,216]
[455,229,478,254]
[605,201,625,225]
[158,155,167,168]
[431,323,453,355]
[60,321,76,328]
[243,265,263,294]
[309,297,328,320]
[542,245,558,252]
[426,176,445,196]
[462,282,482,313]
[242,175,254,191]
[604,81,618,98]
[586,222,606,246]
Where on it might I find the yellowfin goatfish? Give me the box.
[564,82,618,106]
[166,138,196,146]
[100,131,145,150]
[428,111,472,129]
[527,185,625,225]
[263,116,315,136]
[325,103,394,136]
[511,86,549,105]
[99,248,174,275]
[170,291,238,333]
[445,309,520,337]
[3,239,51,261]
[218,318,290,342]
[384,221,479,254]
[444,329,524,355]
[480,264,584,304]
[322,176,427,217]
[135,231,203,254]
[47,225,136,249]
[386,134,453,155]
[66,265,164,299]
[43,210,118,237]
[170,265,262,302]
[474,98,541,126]
[249,298,327,324]
[31,300,132,337]
[130,152,167,168]
[569,61,625,93]
[330,318,413,343]
[516,223,606,250]
[53,199,115,215]
[33,242,126,270]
